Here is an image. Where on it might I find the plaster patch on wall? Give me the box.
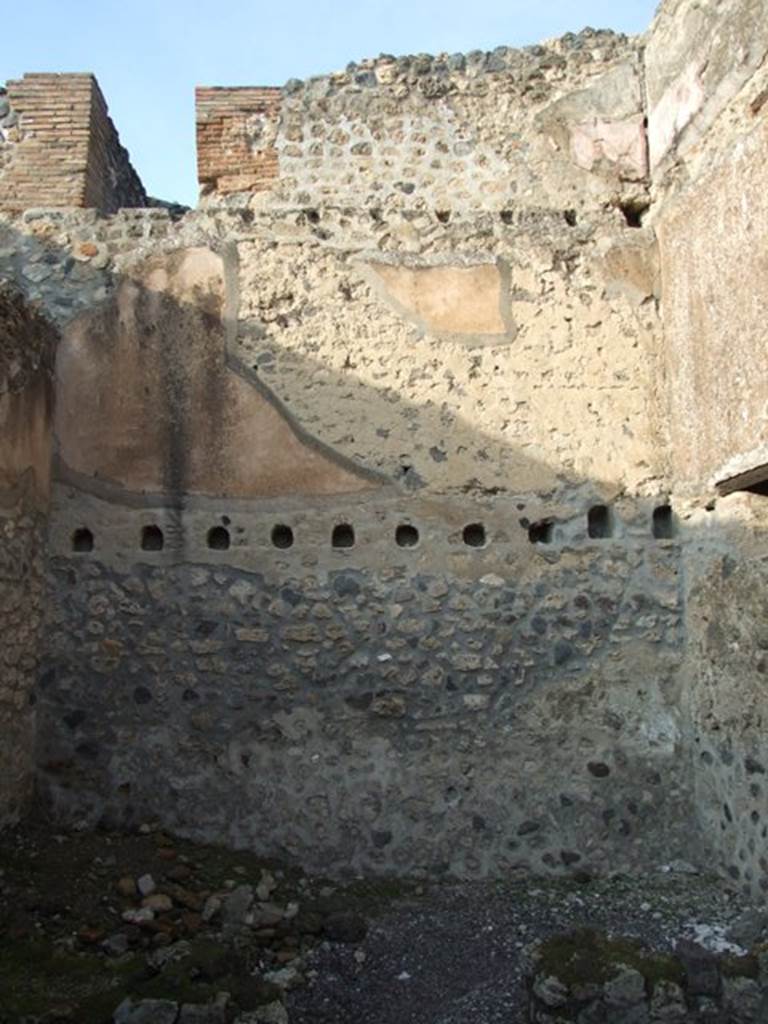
[569,115,648,181]
[363,260,513,343]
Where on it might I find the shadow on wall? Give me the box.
[1,217,664,513]
[2,222,768,896]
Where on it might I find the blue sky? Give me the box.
[7,1,659,206]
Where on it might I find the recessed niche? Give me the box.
[528,519,554,545]
[652,504,676,540]
[618,199,649,228]
[72,528,93,553]
[141,525,164,551]
[332,523,355,549]
[395,524,419,548]
[587,505,613,539]
[207,526,230,551]
[271,524,294,549]
[463,522,487,548]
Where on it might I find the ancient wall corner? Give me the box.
[0,72,147,214]
[645,0,768,899]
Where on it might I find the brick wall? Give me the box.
[196,87,281,195]
[84,77,147,212]
[0,73,146,213]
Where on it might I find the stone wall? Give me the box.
[680,496,768,900]
[646,0,768,902]
[2,0,768,894]
[645,0,768,182]
[0,201,685,876]
[196,29,648,216]
[0,73,146,213]
[649,0,768,494]
[38,486,690,877]
[0,3,681,879]
[0,283,55,826]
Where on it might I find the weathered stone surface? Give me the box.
[0,283,54,827]
[114,998,179,1024]
[657,121,768,493]
[3,0,768,909]
[645,0,768,172]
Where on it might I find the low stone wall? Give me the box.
[526,928,768,1022]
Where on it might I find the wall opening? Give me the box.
[463,523,487,548]
[207,526,230,551]
[528,519,554,545]
[587,505,613,539]
[72,528,94,553]
[332,523,355,549]
[652,505,676,540]
[395,524,419,548]
[141,525,164,551]
[618,198,649,228]
[271,524,294,549]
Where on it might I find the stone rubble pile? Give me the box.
[525,919,768,1023]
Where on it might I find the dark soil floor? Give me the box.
[0,817,751,1024]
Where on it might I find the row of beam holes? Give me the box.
[70,507,676,553]
[69,522,479,552]
[524,504,675,544]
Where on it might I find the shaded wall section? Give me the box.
[681,495,768,898]
[0,284,55,826]
[649,0,768,900]
[55,247,381,500]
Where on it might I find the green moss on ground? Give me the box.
[0,936,144,1022]
[537,928,685,994]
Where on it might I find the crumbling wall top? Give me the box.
[196,28,648,212]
